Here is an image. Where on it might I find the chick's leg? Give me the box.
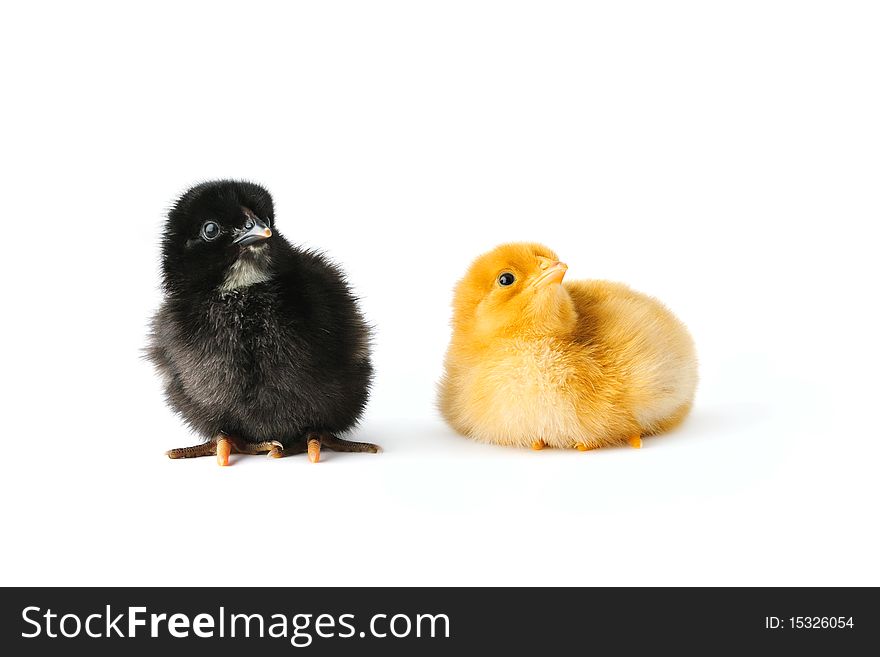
[270,432,380,463]
[166,433,282,466]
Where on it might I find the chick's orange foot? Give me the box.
[166,433,283,466]
[268,432,381,464]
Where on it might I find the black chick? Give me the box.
[148,180,379,465]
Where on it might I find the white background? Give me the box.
[1,1,878,587]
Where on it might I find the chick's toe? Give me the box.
[318,432,381,454]
[165,433,282,466]
[269,432,380,463]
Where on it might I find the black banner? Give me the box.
[1,587,874,654]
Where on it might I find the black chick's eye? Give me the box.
[498,272,516,286]
[201,221,220,241]
[244,218,254,230]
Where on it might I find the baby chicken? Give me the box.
[148,180,379,465]
[438,243,697,450]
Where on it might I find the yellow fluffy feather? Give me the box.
[438,243,697,450]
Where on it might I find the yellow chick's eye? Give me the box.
[498,272,516,286]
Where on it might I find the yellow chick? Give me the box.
[438,243,697,450]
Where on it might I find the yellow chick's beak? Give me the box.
[532,257,568,288]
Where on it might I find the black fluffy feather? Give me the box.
[148,180,372,446]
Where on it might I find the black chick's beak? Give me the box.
[233,217,273,247]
